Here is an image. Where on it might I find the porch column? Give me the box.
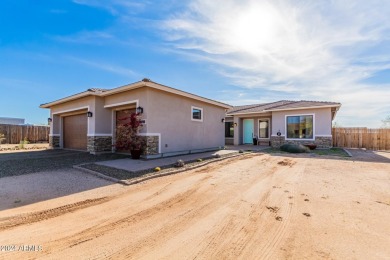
[233,116,241,145]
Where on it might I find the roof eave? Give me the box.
[40,80,232,109]
[39,91,96,108]
[102,81,232,109]
[265,104,341,112]
[99,81,146,97]
[226,111,269,116]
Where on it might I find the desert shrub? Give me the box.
[215,154,221,158]
[197,158,203,162]
[19,137,29,149]
[0,133,5,144]
[238,149,244,153]
[280,143,309,153]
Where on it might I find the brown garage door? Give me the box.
[63,114,87,150]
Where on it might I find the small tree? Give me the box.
[332,121,342,128]
[381,115,390,128]
[115,112,146,152]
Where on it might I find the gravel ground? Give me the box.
[0,150,127,178]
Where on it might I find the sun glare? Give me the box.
[229,4,280,52]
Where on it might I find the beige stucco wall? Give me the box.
[271,108,332,137]
[50,96,94,136]
[146,88,226,153]
[48,86,227,154]
[103,88,148,134]
[94,97,112,135]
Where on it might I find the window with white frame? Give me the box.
[191,106,203,121]
[286,115,313,139]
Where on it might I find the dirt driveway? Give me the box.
[0,150,389,259]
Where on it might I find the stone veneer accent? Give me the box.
[87,136,113,153]
[49,136,60,148]
[142,135,159,155]
[225,138,234,145]
[270,136,332,149]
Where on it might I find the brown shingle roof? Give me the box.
[227,100,341,115]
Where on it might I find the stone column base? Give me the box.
[142,135,159,155]
[87,136,113,153]
[49,136,60,148]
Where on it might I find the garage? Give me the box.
[63,113,88,150]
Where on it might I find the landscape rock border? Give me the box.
[75,151,259,186]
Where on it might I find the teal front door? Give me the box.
[243,119,254,144]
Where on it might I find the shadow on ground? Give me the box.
[0,149,127,178]
[0,150,127,211]
[0,169,117,211]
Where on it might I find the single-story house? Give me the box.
[41,79,341,156]
[224,100,341,148]
[40,79,232,158]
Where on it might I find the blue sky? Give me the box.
[1,0,389,127]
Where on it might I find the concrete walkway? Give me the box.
[96,145,269,172]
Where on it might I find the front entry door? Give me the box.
[243,119,254,144]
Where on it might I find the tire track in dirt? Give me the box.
[37,174,214,256]
[189,157,302,259]
[0,197,110,231]
[53,154,269,259]
[1,153,273,259]
[190,158,289,259]
[104,155,272,259]
[259,159,305,259]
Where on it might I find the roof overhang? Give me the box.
[40,81,232,109]
[40,91,96,108]
[265,104,341,112]
[226,111,270,116]
[227,104,342,117]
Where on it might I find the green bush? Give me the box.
[154,167,161,172]
[19,137,29,149]
[280,143,309,153]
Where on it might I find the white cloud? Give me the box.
[72,0,148,15]
[66,56,138,77]
[53,30,114,44]
[161,0,390,127]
